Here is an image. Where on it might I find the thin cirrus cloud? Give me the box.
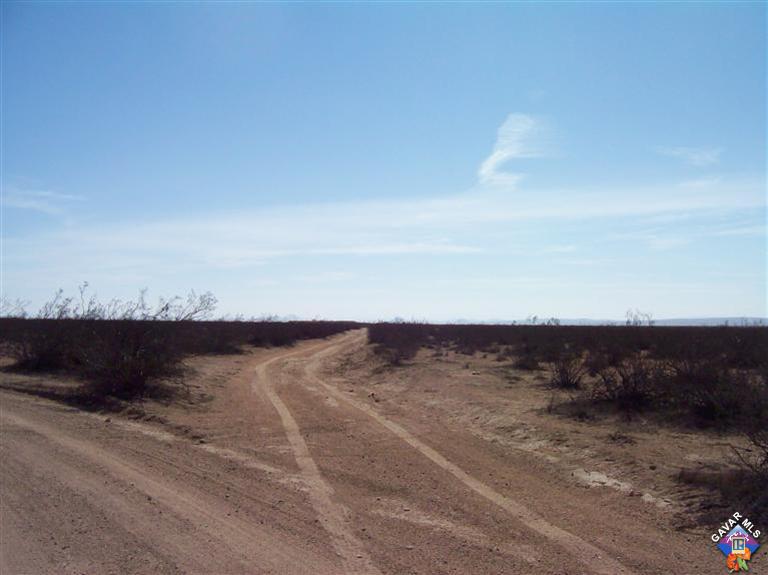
[4,113,765,283]
[477,113,551,186]
[657,146,722,167]
[7,175,763,281]
[2,189,85,216]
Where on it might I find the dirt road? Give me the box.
[0,330,723,574]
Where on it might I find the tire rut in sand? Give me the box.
[0,409,329,574]
[304,333,637,575]
[253,338,381,575]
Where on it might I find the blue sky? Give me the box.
[2,2,765,321]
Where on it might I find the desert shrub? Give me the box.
[513,353,541,371]
[495,346,514,362]
[550,354,586,389]
[680,373,768,525]
[735,372,768,479]
[585,351,612,377]
[7,290,82,370]
[76,321,184,399]
[372,336,421,366]
[513,341,541,370]
[366,323,766,370]
[665,358,743,428]
[369,322,427,365]
[366,323,766,378]
[0,287,358,402]
[2,288,218,400]
[591,355,659,412]
[513,337,541,371]
[584,344,628,376]
[10,320,76,371]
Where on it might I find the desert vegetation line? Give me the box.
[0,286,358,402]
[368,321,768,522]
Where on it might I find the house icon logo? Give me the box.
[731,532,747,555]
[718,525,760,572]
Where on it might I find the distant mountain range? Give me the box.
[444,317,767,327]
[642,317,766,327]
[238,315,767,327]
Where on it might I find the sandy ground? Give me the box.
[0,329,742,574]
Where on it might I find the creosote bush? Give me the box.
[736,374,768,471]
[550,354,586,389]
[367,322,768,434]
[0,286,357,402]
[368,321,768,516]
[367,322,767,371]
[591,355,659,412]
[513,341,541,370]
[663,358,744,428]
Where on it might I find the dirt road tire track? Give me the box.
[0,409,335,575]
[302,333,635,575]
[1,330,721,574]
[254,338,382,575]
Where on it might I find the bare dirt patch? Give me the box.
[0,330,743,574]
[332,337,752,529]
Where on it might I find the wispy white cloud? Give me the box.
[658,146,722,167]
[5,114,764,296]
[478,113,550,185]
[540,245,577,254]
[609,228,693,251]
[6,174,762,284]
[308,243,480,256]
[610,212,766,251]
[2,188,85,215]
[710,225,766,237]
[296,271,357,284]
